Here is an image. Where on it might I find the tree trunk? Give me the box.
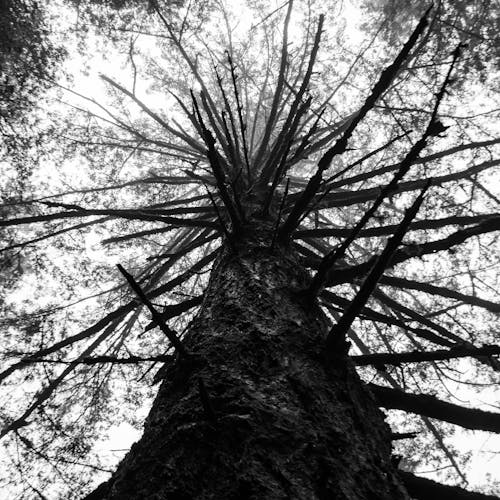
[87,225,409,499]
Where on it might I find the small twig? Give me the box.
[323,131,411,186]
[129,35,139,95]
[391,432,419,441]
[271,178,290,249]
[18,354,173,365]
[203,184,235,252]
[215,70,243,169]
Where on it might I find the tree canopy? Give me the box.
[0,1,499,498]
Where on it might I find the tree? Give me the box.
[1,1,499,498]
[361,0,500,81]
[0,0,66,189]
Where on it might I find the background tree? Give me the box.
[0,1,499,498]
[0,0,65,193]
[361,0,500,81]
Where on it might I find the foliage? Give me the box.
[67,0,185,38]
[0,0,65,177]
[361,0,500,82]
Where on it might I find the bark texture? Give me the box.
[88,226,409,499]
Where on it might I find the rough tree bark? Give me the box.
[85,221,410,499]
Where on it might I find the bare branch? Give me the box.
[380,276,500,314]
[352,345,500,366]
[369,384,500,433]
[295,213,500,240]
[117,265,189,357]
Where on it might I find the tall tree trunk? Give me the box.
[87,225,409,499]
